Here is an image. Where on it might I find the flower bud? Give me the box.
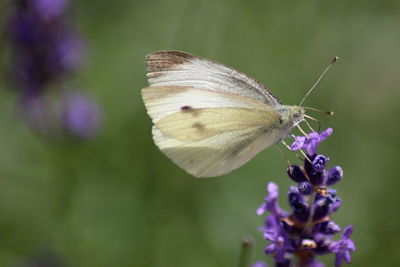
[312,155,329,172]
[287,165,307,183]
[298,181,313,195]
[326,166,343,185]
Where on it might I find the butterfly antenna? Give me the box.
[276,144,291,168]
[303,106,334,115]
[299,56,339,107]
[281,140,306,162]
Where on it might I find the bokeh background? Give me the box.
[0,0,399,266]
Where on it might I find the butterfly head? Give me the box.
[291,106,305,124]
[276,106,305,132]
[279,106,305,127]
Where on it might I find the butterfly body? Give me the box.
[142,51,304,177]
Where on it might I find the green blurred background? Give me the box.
[1,0,400,266]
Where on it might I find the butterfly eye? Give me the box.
[293,110,303,119]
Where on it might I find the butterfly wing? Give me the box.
[142,86,282,177]
[146,50,282,107]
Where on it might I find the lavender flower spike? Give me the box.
[6,0,101,139]
[256,128,355,266]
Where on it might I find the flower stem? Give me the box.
[238,236,254,267]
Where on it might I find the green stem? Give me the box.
[238,236,254,267]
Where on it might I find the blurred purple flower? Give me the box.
[6,0,100,139]
[60,92,100,139]
[256,128,355,266]
[34,0,68,20]
[7,0,84,96]
[252,261,268,267]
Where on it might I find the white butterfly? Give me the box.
[141,51,330,178]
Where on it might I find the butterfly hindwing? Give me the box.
[142,86,282,177]
[152,123,278,178]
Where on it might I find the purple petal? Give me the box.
[34,0,67,20]
[60,92,101,139]
[290,136,306,151]
[335,253,343,267]
[267,182,279,200]
[257,203,268,216]
[346,239,356,251]
[259,182,285,217]
[343,250,352,263]
[265,243,277,254]
[312,155,329,172]
[326,166,343,185]
[252,261,268,267]
[287,165,307,183]
[342,225,353,239]
[307,259,325,267]
[320,127,333,141]
[305,139,319,156]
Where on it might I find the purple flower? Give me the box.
[255,128,354,266]
[298,181,313,195]
[262,215,293,263]
[6,0,101,139]
[34,0,67,20]
[257,182,286,217]
[331,225,356,266]
[252,261,268,267]
[313,190,342,221]
[290,136,306,151]
[304,259,325,267]
[7,0,84,96]
[291,128,333,156]
[288,186,309,223]
[326,166,343,186]
[312,155,329,172]
[60,92,100,139]
[287,165,307,183]
[314,221,340,235]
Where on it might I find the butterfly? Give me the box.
[141,51,334,178]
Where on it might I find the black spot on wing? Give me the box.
[192,122,206,132]
[181,106,200,117]
[181,105,192,111]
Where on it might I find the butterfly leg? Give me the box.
[282,139,311,163]
[275,144,292,168]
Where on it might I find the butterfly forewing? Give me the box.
[146,51,282,107]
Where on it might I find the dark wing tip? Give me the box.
[145,50,194,72]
